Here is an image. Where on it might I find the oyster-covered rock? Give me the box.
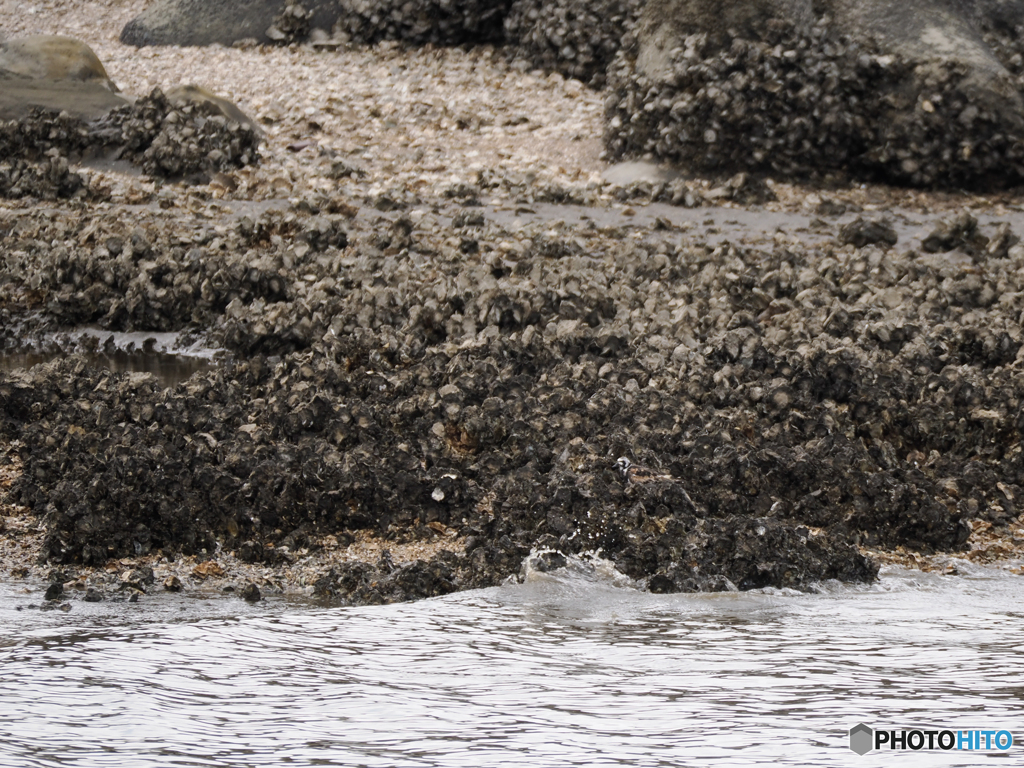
[504,0,640,86]
[605,0,1024,187]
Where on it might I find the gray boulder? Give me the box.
[120,0,510,47]
[0,37,128,121]
[0,75,128,121]
[829,0,1022,117]
[120,0,344,47]
[605,0,1024,187]
[633,0,813,74]
[0,35,118,88]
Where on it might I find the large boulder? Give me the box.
[120,0,511,47]
[604,0,1024,187]
[0,35,117,88]
[0,36,128,121]
[0,74,129,121]
[120,0,344,47]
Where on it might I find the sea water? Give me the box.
[1,561,1022,767]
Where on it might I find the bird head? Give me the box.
[615,457,632,476]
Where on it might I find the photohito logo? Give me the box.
[849,724,1014,754]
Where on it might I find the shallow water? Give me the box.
[1,563,1022,768]
[0,328,218,387]
[0,350,211,387]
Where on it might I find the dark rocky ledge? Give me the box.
[5,187,1022,604]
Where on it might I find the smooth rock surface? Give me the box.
[0,73,129,121]
[0,36,116,87]
[120,0,344,47]
[0,36,128,121]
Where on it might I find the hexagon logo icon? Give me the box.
[849,723,873,755]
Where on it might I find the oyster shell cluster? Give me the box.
[8,191,1024,601]
[333,0,512,46]
[503,0,640,86]
[0,109,91,199]
[0,89,260,199]
[0,154,88,201]
[111,89,261,180]
[268,0,642,86]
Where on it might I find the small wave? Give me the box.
[519,549,638,591]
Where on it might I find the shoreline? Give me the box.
[4,442,1024,604]
[4,2,1024,604]
[3,499,1023,606]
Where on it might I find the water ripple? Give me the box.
[1,566,1022,767]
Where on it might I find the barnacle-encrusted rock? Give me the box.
[240,582,262,601]
[117,0,637,84]
[120,0,512,47]
[312,554,462,604]
[0,106,90,161]
[8,5,1024,607]
[0,156,87,200]
[838,216,898,249]
[163,85,261,133]
[11,196,1024,601]
[921,212,989,255]
[0,34,259,191]
[605,0,1024,187]
[117,0,635,74]
[0,106,98,199]
[112,87,261,176]
[334,0,513,45]
[504,0,640,86]
[0,86,260,191]
[266,3,314,43]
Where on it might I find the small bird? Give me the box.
[615,457,676,484]
[615,457,698,509]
